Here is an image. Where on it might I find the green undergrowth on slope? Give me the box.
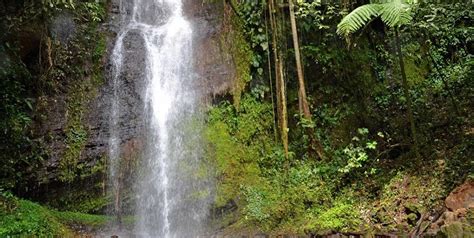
[204,1,473,235]
[205,90,470,235]
[0,191,109,236]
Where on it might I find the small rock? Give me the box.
[454,208,468,218]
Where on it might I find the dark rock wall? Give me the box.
[96,0,236,170]
[29,0,235,210]
[101,0,235,158]
[184,0,236,99]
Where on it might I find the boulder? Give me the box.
[445,180,474,212]
[425,180,474,237]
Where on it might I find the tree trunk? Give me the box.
[278,55,289,158]
[288,0,325,160]
[269,0,289,158]
[395,29,420,159]
[264,4,278,142]
[288,0,310,118]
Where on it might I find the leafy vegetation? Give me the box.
[205,0,473,235]
[0,190,111,236]
[0,0,472,236]
[0,45,47,190]
[337,0,413,36]
[0,1,110,234]
[0,0,107,187]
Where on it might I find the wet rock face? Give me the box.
[50,13,76,45]
[96,0,235,164]
[98,27,149,151]
[99,0,236,162]
[30,0,234,203]
[184,0,236,100]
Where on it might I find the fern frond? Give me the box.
[337,4,381,36]
[380,1,412,27]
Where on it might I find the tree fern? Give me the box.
[380,1,412,27]
[336,0,413,36]
[336,0,420,158]
[336,4,381,36]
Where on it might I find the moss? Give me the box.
[205,96,274,208]
[302,191,363,234]
[468,208,474,225]
[403,44,430,86]
[371,171,446,232]
[0,192,113,236]
[65,195,109,214]
[58,25,106,182]
[45,178,109,214]
[220,5,253,107]
[441,222,466,238]
[406,213,418,223]
[0,195,72,236]
[53,210,109,228]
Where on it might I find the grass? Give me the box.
[54,210,109,228]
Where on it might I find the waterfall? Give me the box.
[109,0,210,236]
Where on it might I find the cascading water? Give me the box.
[109,0,210,236]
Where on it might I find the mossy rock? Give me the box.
[407,213,418,223]
[405,202,422,214]
[437,222,473,238]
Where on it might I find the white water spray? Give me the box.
[109,0,209,237]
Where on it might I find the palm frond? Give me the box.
[380,1,412,27]
[336,4,381,36]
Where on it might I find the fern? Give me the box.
[337,4,381,36]
[336,0,413,36]
[380,1,412,27]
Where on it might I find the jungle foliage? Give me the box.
[0,0,472,236]
[0,190,110,236]
[0,0,108,234]
[0,0,107,189]
[205,0,473,234]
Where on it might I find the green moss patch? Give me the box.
[220,6,253,107]
[0,193,72,236]
[0,192,110,236]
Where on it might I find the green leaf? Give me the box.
[337,0,413,36]
[380,1,412,28]
[260,42,268,51]
[337,4,381,36]
[357,128,369,135]
[366,141,377,150]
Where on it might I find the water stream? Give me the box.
[109,0,209,236]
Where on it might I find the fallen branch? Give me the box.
[410,207,445,237]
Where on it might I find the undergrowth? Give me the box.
[0,191,109,236]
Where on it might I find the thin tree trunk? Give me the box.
[264,3,278,142]
[226,0,241,18]
[278,55,289,158]
[288,0,310,118]
[288,0,325,160]
[269,0,288,158]
[395,29,420,159]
